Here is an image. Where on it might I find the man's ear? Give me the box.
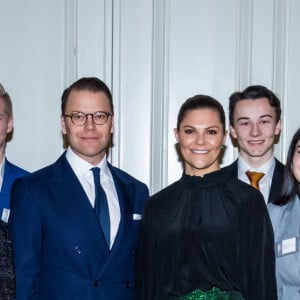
[222,130,227,145]
[229,125,237,139]
[274,119,282,135]
[61,116,67,135]
[6,117,13,134]
[110,116,114,134]
[174,128,179,143]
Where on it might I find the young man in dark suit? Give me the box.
[225,85,284,203]
[9,77,149,300]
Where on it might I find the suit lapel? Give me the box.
[93,164,135,277]
[54,155,110,256]
[110,169,134,252]
[269,159,284,203]
[0,160,14,210]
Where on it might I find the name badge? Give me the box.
[1,208,10,223]
[276,237,299,257]
[132,213,142,220]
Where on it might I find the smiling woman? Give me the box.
[137,95,278,300]
[173,97,226,177]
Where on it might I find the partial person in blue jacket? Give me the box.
[0,83,28,223]
[268,127,300,300]
[9,77,149,300]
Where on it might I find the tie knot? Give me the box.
[245,171,265,190]
[91,167,101,178]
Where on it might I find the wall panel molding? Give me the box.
[273,0,289,161]
[63,0,78,88]
[111,0,122,167]
[150,0,171,194]
[235,0,253,89]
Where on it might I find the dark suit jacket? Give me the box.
[0,220,15,300]
[0,158,29,220]
[224,158,284,203]
[9,153,149,300]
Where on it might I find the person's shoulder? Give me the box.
[221,164,262,195]
[231,177,262,196]
[146,179,182,210]
[5,159,29,176]
[267,199,295,229]
[267,202,284,218]
[275,158,285,172]
[220,169,265,205]
[13,154,66,184]
[222,160,238,176]
[108,163,147,187]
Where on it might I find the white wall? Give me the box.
[0,0,64,170]
[0,0,299,194]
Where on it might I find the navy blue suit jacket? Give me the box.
[9,153,149,300]
[224,158,284,203]
[0,158,28,221]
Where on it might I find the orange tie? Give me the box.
[245,171,265,190]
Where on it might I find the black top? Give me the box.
[0,220,15,300]
[137,168,277,300]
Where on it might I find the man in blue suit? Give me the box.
[9,77,149,300]
[0,83,28,223]
[224,85,284,203]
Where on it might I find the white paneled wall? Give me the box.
[0,0,299,194]
[0,0,64,171]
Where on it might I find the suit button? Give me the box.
[125,280,131,288]
[94,280,100,286]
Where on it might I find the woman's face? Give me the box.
[174,108,226,177]
[292,140,300,182]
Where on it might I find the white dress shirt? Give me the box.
[66,147,120,249]
[0,157,8,222]
[0,157,5,192]
[238,155,275,204]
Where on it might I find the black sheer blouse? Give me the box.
[137,168,277,300]
[0,220,15,300]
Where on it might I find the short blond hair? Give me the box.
[0,83,13,117]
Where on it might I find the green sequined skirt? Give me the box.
[178,287,243,300]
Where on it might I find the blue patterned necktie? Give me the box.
[91,167,110,247]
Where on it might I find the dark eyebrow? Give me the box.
[182,125,221,130]
[259,114,273,119]
[236,114,273,122]
[236,117,250,122]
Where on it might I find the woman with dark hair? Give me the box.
[137,95,277,299]
[268,127,300,300]
[0,220,15,300]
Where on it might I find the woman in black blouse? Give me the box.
[0,220,15,300]
[137,95,277,299]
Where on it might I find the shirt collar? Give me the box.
[65,147,109,177]
[238,155,275,178]
[0,157,5,190]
